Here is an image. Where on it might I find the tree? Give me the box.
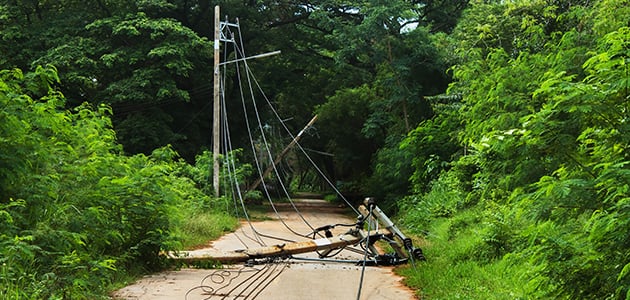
[405,0,629,298]
[315,85,378,194]
[1,0,459,189]
[522,21,630,298]
[1,65,217,298]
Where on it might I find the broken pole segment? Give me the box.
[247,115,318,192]
[166,230,392,264]
[359,197,426,261]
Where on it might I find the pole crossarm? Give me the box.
[219,50,282,66]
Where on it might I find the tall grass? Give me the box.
[397,210,531,300]
[175,211,239,249]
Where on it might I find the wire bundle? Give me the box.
[190,16,394,300]
[185,259,289,300]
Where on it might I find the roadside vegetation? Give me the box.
[396,1,630,298]
[1,0,628,299]
[0,68,237,298]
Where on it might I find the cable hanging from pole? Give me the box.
[209,10,426,271]
[214,11,353,246]
[219,18,293,247]
[222,70,266,248]
[231,22,321,239]
[243,58,361,216]
[218,18,316,244]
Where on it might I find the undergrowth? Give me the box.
[175,211,238,249]
[0,68,242,299]
[397,211,530,300]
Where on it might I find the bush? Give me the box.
[0,67,226,298]
[399,166,467,232]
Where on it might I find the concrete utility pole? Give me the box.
[247,115,318,192]
[211,7,280,197]
[212,5,221,197]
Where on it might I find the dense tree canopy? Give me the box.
[1,0,456,194]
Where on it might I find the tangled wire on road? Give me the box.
[185,258,289,300]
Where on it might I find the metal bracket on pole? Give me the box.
[359,197,425,262]
[212,7,281,197]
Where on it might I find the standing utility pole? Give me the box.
[211,7,280,198]
[212,5,221,197]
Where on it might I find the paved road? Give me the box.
[111,199,417,300]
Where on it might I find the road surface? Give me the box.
[111,199,418,300]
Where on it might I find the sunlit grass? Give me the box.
[175,212,239,249]
[397,211,531,300]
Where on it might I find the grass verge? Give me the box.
[176,211,239,249]
[397,209,531,299]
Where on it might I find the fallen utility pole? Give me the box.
[167,198,424,266]
[167,229,391,264]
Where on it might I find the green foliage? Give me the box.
[366,135,415,211]
[0,66,231,298]
[47,11,211,154]
[174,150,216,197]
[0,0,213,158]
[286,0,453,194]
[397,211,530,299]
[176,212,238,249]
[401,0,630,299]
[518,23,630,299]
[316,85,379,188]
[368,27,446,136]
[400,169,466,231]
[400,95,463,194]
